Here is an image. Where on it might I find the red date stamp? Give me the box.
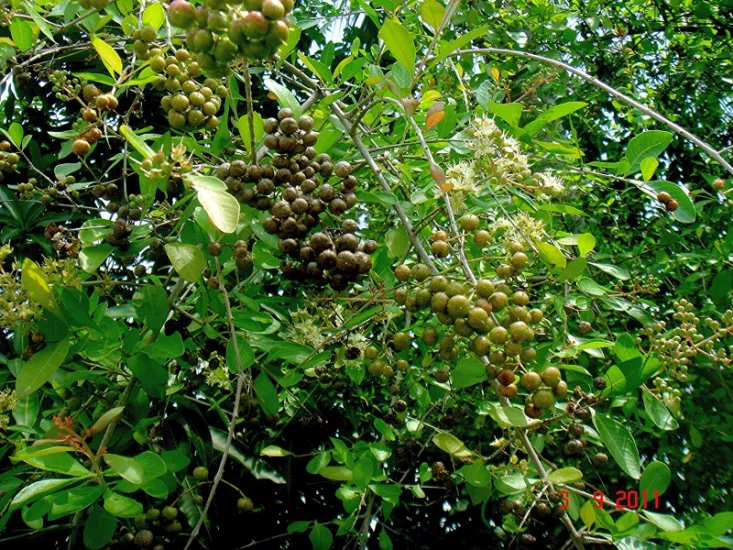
[559,490,661,510]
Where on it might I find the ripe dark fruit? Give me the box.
[521,372,541,392]
[656,191,672,203]
[499,383,518,398]
[72,139,91,156]
[592,452,609,467]
[207,242,222,256]
[578,321,592,334]
[524,403,542,419]
[435,368,449,383]
[666,199,679,212]
[553,380,568,398]
[712,178,725,190]
[134,530,154,548]
[497,368,514,386]
[193,466,209,481]
[593,376,607,390]
[541,367,562,388]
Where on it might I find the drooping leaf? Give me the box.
[92,37,123,77]
[592,411,641,479]
[164,243,206,282]
[379,17,416,75]
[639,461,671,497]
[16,338,70,397]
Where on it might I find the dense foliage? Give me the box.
[0,0,732,549]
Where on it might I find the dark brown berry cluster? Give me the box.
[152,50,227,132]
[169,0,293,69]
[106,219,133,250]
[217,108,374,289]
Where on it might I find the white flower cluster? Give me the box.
[489,213,546,245]
[287,308,330,349]
[534,171,566,197]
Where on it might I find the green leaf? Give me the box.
[48,486,105,520]
[288,520,312,534]
[548,467,583,483]
[640,461,671,497]
[226,334,255,373]
[641,157,658,181]
[142,3,165,29]
[577,277,608,296]
[12,393,39,428]
[306,452,330,474]
[21,258,64,319]
[135,451,167,481]
[132,285,168,334]
[260,445,292,457]
[459,460,491,487]
[309,523,333,550]
[264,79,301,117]
[580,500,596,529]
[557,257,587,281]
[103,492,143,518]
[523,102,587,136]
[103,455,145,485]
[164,243,206,282]
[11,478,80,509]
[379,17,416,75]
[21,0,54,42]
[318,466,353,481]
[642,388,679,430]
[420,0,445,32]
[79,245,113,274]
[92,37,123,77]
[643,510,683,532]
[451,357,486,388]
[577,233,596,256]
[589,262,630,280]
[487,102,522,127]
[128,354,168,399]
[189,175,241,233]
[83,504,117,550]
[486,404,529,428]
[14,446,91,477]
[433,26,489,65]
[10,19,34,51]
[254,371,279,416]
[379,529,393,550]
[645,181,695,223]
[385,226,409,258]
[433,432,472,458]
[537,242,567,268]
[119,125,154,158]
[592,411,641,479]
[711,269,733,306]
[90,407,125,434]
[237,112,264,158]
[16,338,70,397]
[624,130,673,174]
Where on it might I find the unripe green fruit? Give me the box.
[430,276,449,293]
[504,341,522,357]
[512,291,529,306]
[467,307,489,331]
[489,326,509,345]
[453,319,472,337]
[423,327,439,346]
[509,321,531,342]
[529,308,544,323]
[474,229,491,247]
[541,366,562,388]
[415,288,432,308]
[459,214,480,231]
[431,292,449,313]
[262,0,285,19]
[521,372,541,391]
[214,38,238,63]
[511,252,528,270]
[532,388,555,410]
[592,452,609,467]
[475,279,495,298]
[447,295,470,319]
[140,26,157,43]
[171,94,189,111]
[192,29,214,51]
[472,335,490,356]
[446,281,466,297]
[489,292,508,311]
[394,264,411,281]
[431,240,450,258]
[393,332,411,351]
[413,264,430,281]
[162,506,178,520]
[394,288,407,304]
[193,466,209,481]
[168,111,186,129]
[553,380,568,398]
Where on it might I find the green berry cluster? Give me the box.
[132,25,160,59]
[0,141,20,182]
[153,49,227,132]
[48,70,84,101]
[169,0,294,68]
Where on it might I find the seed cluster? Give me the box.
[169,0,294,69]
